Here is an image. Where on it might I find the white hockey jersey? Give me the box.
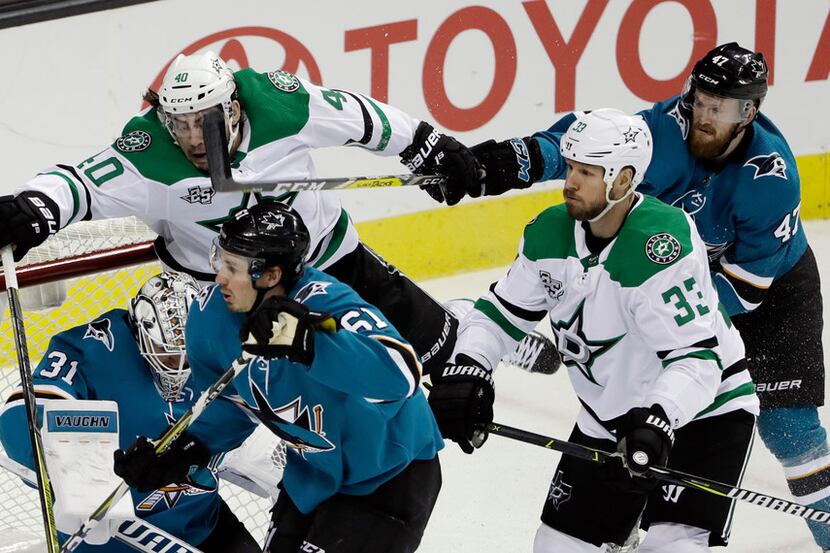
[456,194,759,441]
[17,69,420,280]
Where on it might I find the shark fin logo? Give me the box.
[83,319,115,352]
[744,153,788,180]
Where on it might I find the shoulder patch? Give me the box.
[645,233,682,265]
[294,281,331,304]
[267,70,300,93]
[196,285,217,312]
[744,152,788,180]
[83,319,115,351]
[115,130,152,153]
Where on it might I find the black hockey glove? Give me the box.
[240,296,339,364]
[400,121,480,206]
[616,404,675,476]
[113,432,211,492]
[428,354,495,454]
[0,191,60,261]
[471,137,544,197]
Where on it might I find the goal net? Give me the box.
[0,218,274,548]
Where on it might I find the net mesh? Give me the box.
[0,217,273,547]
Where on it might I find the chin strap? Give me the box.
[588,187,635,224]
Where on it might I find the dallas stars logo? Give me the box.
[547,470,572,510]
[551,300,624,385]
[622,127,640,143]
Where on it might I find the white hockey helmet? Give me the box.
[560,109,653,222]
[158,51,240,150]
[128,272,200,401]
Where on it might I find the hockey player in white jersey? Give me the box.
[428,110,759,551]
[0,51,478,377]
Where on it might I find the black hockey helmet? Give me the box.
[211,199,310,283]
[682,42,768,116]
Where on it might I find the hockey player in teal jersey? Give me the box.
[0,272,259,552]
[440,42,830,551]
[429,110,758,552]
[0,50,479,379]
[113,200,443,553]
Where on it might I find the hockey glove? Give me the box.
[113,432,211,492]
[428,354,495,454]
[0,191,60,261]
[400,121,480,206]
[240,296,338,364]
[616,404,675,476]
[471,137,544,197]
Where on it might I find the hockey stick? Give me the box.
[1,245,61,553]
[486,422,830,525]
[60,351,255,552]
[0,454,205,553]
[202,106,447,193]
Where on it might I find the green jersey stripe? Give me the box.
[312,209,350,268]
[661,350,724,371]
[362,95,392,152]
[44,170,80,224]
[696,382,756,417]
[474,298,526,341]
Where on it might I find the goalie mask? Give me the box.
[210,199,310,287]
[158,51,240,153]
[129,272,200,401]
[560,109,653,222]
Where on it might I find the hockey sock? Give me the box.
[757,406,830,549]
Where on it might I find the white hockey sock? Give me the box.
[639,522,710,552]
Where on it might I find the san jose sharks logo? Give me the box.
[196,285,217,312]
[668,101,690,140]
[83,319,115,352]
[550,300,624,385]
[294,281,332,304]
[248,369,335,456]
[262,211,286,230]
[744,152,788,180]
[136,480,213,512]
[672,189,706,217]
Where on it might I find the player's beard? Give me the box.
[565,195,606,221]
[688,121,739,159]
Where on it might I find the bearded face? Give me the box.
[687,90,753,160]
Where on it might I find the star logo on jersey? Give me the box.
[551,300,624,385]
[83,319,115,352]
[294,281,332,304]
[263,212,286,230]
[248,374,335,455]
[645,233,681,265]
[180,185,216,205]
[267,70,300,93]
[115,130,152,153]
[547,470,572,510]
[744,153,788,180]
[622,127,640,144]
